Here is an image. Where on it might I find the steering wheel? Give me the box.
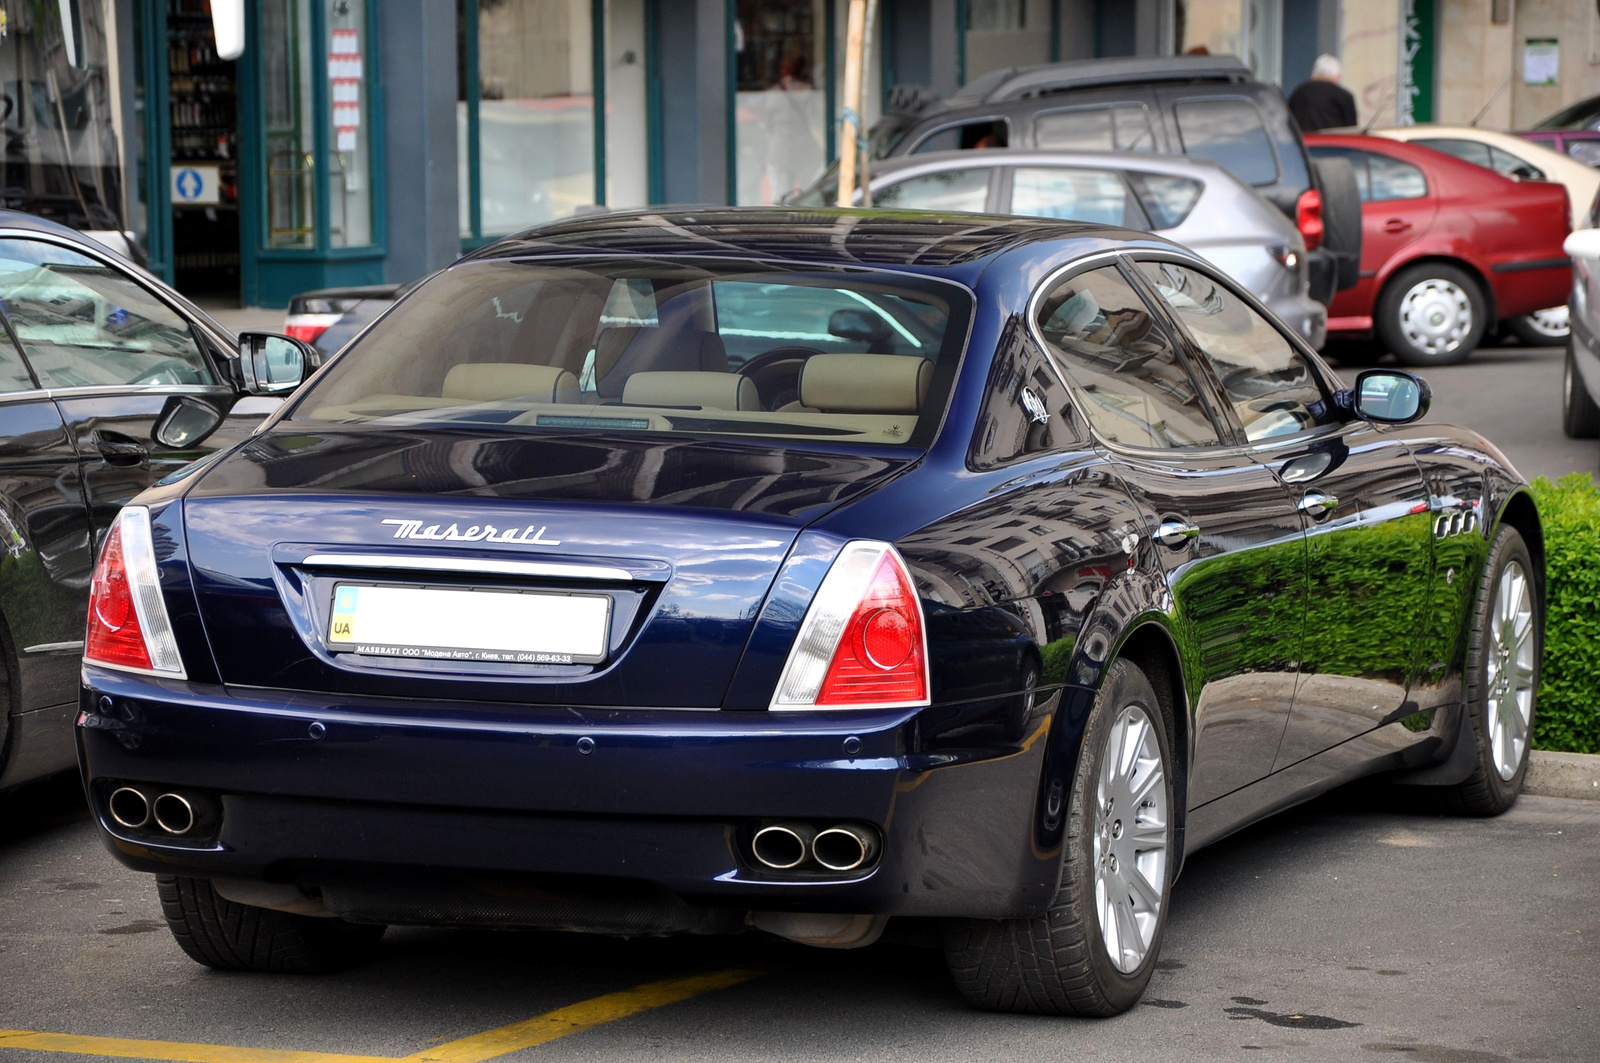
[736,345,824,410]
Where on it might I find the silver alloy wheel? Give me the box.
[1525,306,1571,338]
[1398,278,1473,355]
[1093,702,1169,974]
[1486,560,1536,781]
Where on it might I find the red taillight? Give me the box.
[84,508,186,677]
[1296,189,1324,251]
[85,521,153,671]
[816,554,927,705]
[772,541,929,710]
[283,313,341,345]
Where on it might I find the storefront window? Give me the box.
[458,0,598,242]
[0,0,123,232]
[262,0,314,247]
[735,0,827,206]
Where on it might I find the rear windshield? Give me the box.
[287,260,970,450]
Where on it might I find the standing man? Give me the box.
[1288,54,1358,132]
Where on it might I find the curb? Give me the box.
[1526,750,1600,801]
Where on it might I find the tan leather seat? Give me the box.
[621,371,760,411]
[799,354,932,414]
[441,364,578,403]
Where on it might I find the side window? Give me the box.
[1172,98,1279,186]
[970,318,1079,468]
[1034,266,1221,449]
[1310,145,1371,200]
[910,120,1008,154]
[1415,138,1491,169]
[1009,167,1139,227]
[1136,261,1329,442]
[874,169,991,213]
[1125,172,1204,229]
[1365,152,1428,200]
[1033,104,1155,153]
[0,239,213,389]
[0,323,35,393]
[1567,140,1600,167]
[1488,146,1543,180]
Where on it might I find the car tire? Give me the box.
[1376,263,1487,367]
[1439,525,1540,817]
[1503,308,1570,347]
[156,876,385,973]
[1314,157,1362,291]
[1562,342,1600,438]
[941,658,1174,1016]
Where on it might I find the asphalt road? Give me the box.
[1,776,1596,1063]
[1330,340,1600,483]
[2,342,1595,1063]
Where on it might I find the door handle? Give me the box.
[1298,491,1339,519]
[1382,218,1412,234]
[1155,518,1200,547]
[92,430,148,467]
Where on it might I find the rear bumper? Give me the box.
[77,666,1062,923]
[1263,290,1328,350]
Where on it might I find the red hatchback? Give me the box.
[1306,133,1571,365]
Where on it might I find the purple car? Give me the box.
[1520,130,1600,168]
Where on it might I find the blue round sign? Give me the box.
[175,168,204,201]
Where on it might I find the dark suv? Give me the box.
[811,55,1360,303]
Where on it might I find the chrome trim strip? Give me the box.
[298,553,634,582]
[23,640,83,654]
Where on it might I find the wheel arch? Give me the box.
[1491,487,1545,609]
[1377,254,1497,323]
[1107,618,1191,869]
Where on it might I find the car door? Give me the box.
[0,320,92,757]
[1001,165,1150,228]
[1030,94,1164,153]
[1311,147,1438,322]
[871,166,1001,213]
[1031,261,1307,807]
[0,236,263,547]
[1132,258,1435,771]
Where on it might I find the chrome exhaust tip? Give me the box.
[812,824,879,872]
[751,823,814,870]
[152,793,196,836]
[108,787,151,830]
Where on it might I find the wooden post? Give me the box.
[836,0,867,207]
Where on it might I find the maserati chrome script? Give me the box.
[381,519,562,545]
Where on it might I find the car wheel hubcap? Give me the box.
[1094,702,1168,974]
[1399,279,1472,354]
[1527,306,1570,338]
[1485,560,1535,781]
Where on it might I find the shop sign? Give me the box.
[1397,0,1435,125]
[170,164,220,207]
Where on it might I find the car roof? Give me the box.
[869,149,1230,181]
[470,207,1156,272]
[949,54,1252,106]
[0,209,109,243]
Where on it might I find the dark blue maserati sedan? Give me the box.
[78,210,1542,1016]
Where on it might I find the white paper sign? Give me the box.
[1524,38,1559,85]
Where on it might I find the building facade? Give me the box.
[19,0,1600,306]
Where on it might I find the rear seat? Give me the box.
[621,371,761,411]
[799,354,932,414]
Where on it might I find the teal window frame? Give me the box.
[459,0,608,252]
[239,0,388,268]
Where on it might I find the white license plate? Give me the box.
[327,583,610,664]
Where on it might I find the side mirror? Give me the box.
[1351,369,1431,424]
[236,331,312,395]
[153,396,224,449]
[1563,228,1600,259]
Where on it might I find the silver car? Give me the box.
[793,150,1327,348]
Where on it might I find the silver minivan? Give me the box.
[793,149,1327,348]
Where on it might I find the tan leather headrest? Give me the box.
[800,354,932,414]
[442,364,577,402]
[621,371,760,411]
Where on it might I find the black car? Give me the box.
[79,210,1540,1017]
[0,211,311,793]
[800,55,1363,303]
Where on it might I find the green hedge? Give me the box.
[1532,473,1600,755]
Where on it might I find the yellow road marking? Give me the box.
[0,968,765,1063]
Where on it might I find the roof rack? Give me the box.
[950,55,1252,105]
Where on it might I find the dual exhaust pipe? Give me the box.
[108,786,198,836]
[751,822,880,873]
